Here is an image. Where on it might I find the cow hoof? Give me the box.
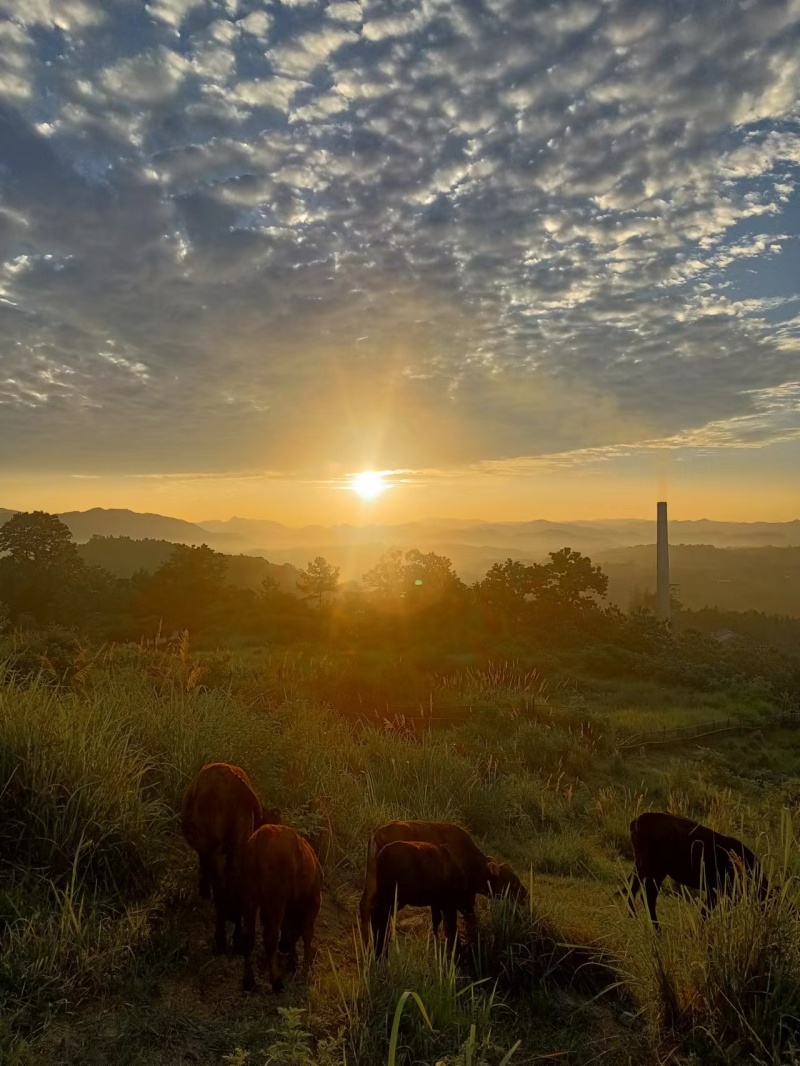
[271,979,285,994]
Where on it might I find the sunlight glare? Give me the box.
[350,470,389,500]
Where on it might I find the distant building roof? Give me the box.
[711,628,738,643]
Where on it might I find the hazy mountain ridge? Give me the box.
[3,508,799,566]
[2,507,799,615]
[0,508,243,552]
[195,514,800,555]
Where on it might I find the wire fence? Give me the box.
[616,708,800,750]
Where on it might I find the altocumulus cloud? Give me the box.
[0,0,799,476]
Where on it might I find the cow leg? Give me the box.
[301,901,319,975]
[198,854,212,900]
[644,877,664,929]
[702,883,719,920]
[209,855,228,955]
[371,902,391,957]
[627,870,642,915]
[431,905,442,939]
[443,908,459,955]
[359,842,378,947]
[462,894,478,943]
[279,921,299,972]
[358,888,371,947]
[241,899,258,993]
[231,903,246,954]
[263,901,286,993]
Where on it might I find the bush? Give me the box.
[0,628,87,689]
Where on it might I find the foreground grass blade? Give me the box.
[387,990,433,1066]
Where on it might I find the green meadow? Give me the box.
[2,642,799,1066]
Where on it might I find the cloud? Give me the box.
[101,47,191,105]
[0,0,799,483]
[0,0,105,30]
[236,10,272,37]
[268,25,358,79]
[145,0,205,30]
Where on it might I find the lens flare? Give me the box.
[350,471,389,500]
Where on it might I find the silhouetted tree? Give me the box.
[404,549,465,608]
[476,558,547,621]
[363,548,464,608]
[297,557,340,607]
[133,543,228,633]
[259,575,281,598]
[362,548,406,601]
[540,547,608,607]
[0,511,84,621]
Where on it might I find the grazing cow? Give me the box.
[180,762,280,954]
[358,819,527,946]
[370,840,470,955]
[627,811,767,928]
[239,824,322,993]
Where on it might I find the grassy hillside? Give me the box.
[2,646,799,1065]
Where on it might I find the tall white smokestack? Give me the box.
[656,501,670,624]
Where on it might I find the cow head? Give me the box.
[487,860,528,905]
[258,806,282,829]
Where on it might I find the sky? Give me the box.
[0,0,799,525]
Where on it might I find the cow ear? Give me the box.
[487,860,500,877]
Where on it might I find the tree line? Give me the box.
[0,511,608,641]
[2,510,799,698]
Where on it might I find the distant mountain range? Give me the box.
[2,507,799,584]
[2,505,799,614]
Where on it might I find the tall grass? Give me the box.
[328,933,503,1065]
[623,815,800,1064]
[2,646,799,1063]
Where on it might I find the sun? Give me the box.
[350,470,389,500]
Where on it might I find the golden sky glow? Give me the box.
[1,438,797,525]
[2,2,799,524]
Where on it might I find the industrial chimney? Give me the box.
[656,501,671,624]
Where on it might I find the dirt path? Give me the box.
[33,860,364,1066]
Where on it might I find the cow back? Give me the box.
[631,812,761,892]
[372,821,486,872]
[243,824,322,906]
[181,762,263,855]
[376,840,470,908]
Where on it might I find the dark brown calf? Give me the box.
[628,811,767,928]
[180,762,280,954]
[359,819,527,946]
[371,840,470,954]
[239,824,322,993]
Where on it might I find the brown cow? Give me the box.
[180,762,280,954]
[370,840,471,955]
[358,819,527,946]
[627,811,767,928]
[239,824,322,993]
